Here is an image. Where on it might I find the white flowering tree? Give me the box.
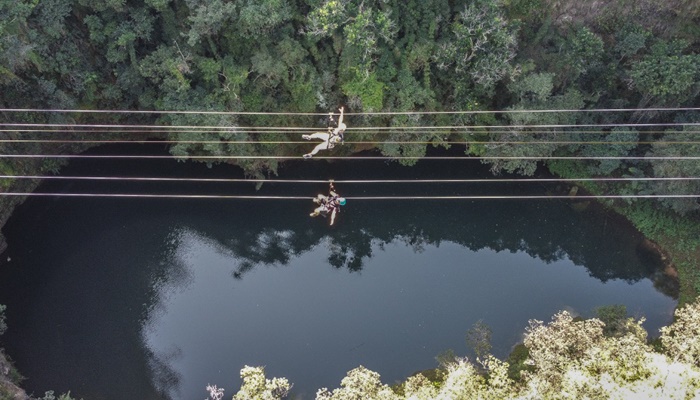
[231,365,291,400]
[210,298,700,400]
[521,308,700,399]
[661,299,700,366]
[315,366,400,400]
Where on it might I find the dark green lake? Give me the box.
[0,145,677,399]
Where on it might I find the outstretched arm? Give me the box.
[337,107,344,126]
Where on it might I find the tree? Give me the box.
[184,0,237,47]
[579,127,639,176]
[144,0,171,12]
[661,296,700,366]
[629,40,700,106]
[646,127,700,214]
[305,0,397,80]
[433,0,518,92]
[521,308,700,400]
[476,81,585,176]
[523,310,607,394]
[237,0,292,38]
[76,0,126,12]
[341,71,384,112]
[33,0,72,40]
[232,366,291,400]
[614,24,651,61]
[316,366,399,400]
[466,319,493,359]
[248,37,320,115]
[595,304,630,338]
[0,0,37,86]
[507,72,556,104]
[555,26,604,86]
[379,114,439,166]
[139,44,192,94]
[82,6,155,66]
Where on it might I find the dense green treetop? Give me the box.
[0,0,698,211]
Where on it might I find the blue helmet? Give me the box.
[338,197,347,206]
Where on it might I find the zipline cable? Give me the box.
[0,122,697,131]
[1,154,699,161]
[0,193,697,200]
[2,175,699,184]
[1,139,700,146]
[1,129,697,135]
[1,109,696,200]
[1,107,699,116]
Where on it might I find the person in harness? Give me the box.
[302,107,346,158]
[310,180,346,226]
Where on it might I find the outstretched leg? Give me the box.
[302,132,329,141]
[308,141,330,156]
[303,132,330,158]
[310,194,329,216]
[310,205,326,217]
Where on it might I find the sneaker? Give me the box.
[303,154,312,159]
[302,135,311,140]
[310,212,318,217]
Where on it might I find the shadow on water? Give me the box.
[0,144,678,399]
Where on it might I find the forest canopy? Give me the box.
[4,0,700,245]
[0,0,698,210]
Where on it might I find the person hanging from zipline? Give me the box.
[302,106,346,158]
[310,180,346,226]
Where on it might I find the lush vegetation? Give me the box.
[0,0,698,198]
[3,0,698,295]
[208,299,700,399]
[0,0,699,397]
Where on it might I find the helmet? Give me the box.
[338,198,347,206]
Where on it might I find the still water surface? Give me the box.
[0,146,678,399]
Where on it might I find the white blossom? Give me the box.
[220,298,700,400]
[205,384,224,400]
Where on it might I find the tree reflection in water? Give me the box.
[169,192,677,295]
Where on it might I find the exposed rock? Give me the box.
[0,352,28,400]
